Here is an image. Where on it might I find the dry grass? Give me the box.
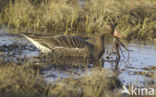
[0,62,156,97]
[0,0,156,97]
[0,63,46,97]
[0,62,122,97]
[0,0,155,39]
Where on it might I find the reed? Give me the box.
[0,0,155,39]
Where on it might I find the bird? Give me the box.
[21,24,123,61]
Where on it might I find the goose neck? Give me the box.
[94,33,105,59]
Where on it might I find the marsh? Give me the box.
[0,0,156,97]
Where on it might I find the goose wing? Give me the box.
[22,33,94,50]
[43,35,94,49]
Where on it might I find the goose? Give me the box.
[21,24,123,61]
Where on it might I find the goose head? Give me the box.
[93,24,123,61]
[102,24,123,38]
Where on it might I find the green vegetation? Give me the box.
[0,0,156,39]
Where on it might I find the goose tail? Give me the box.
[21,33,51,53]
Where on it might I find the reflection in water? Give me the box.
[0,28,156,87]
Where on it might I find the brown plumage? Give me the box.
[21,25,123,60]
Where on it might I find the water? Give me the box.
[0,27,156,87]
[114,40,156,86]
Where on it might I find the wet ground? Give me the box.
[0,27,156,87]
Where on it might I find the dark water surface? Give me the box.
[0,27,156,87]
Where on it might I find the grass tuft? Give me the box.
[0,0,155,39]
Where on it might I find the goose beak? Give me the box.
[113,29,123,38]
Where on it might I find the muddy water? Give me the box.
[0,27,156,87]
[104,40,156,86]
